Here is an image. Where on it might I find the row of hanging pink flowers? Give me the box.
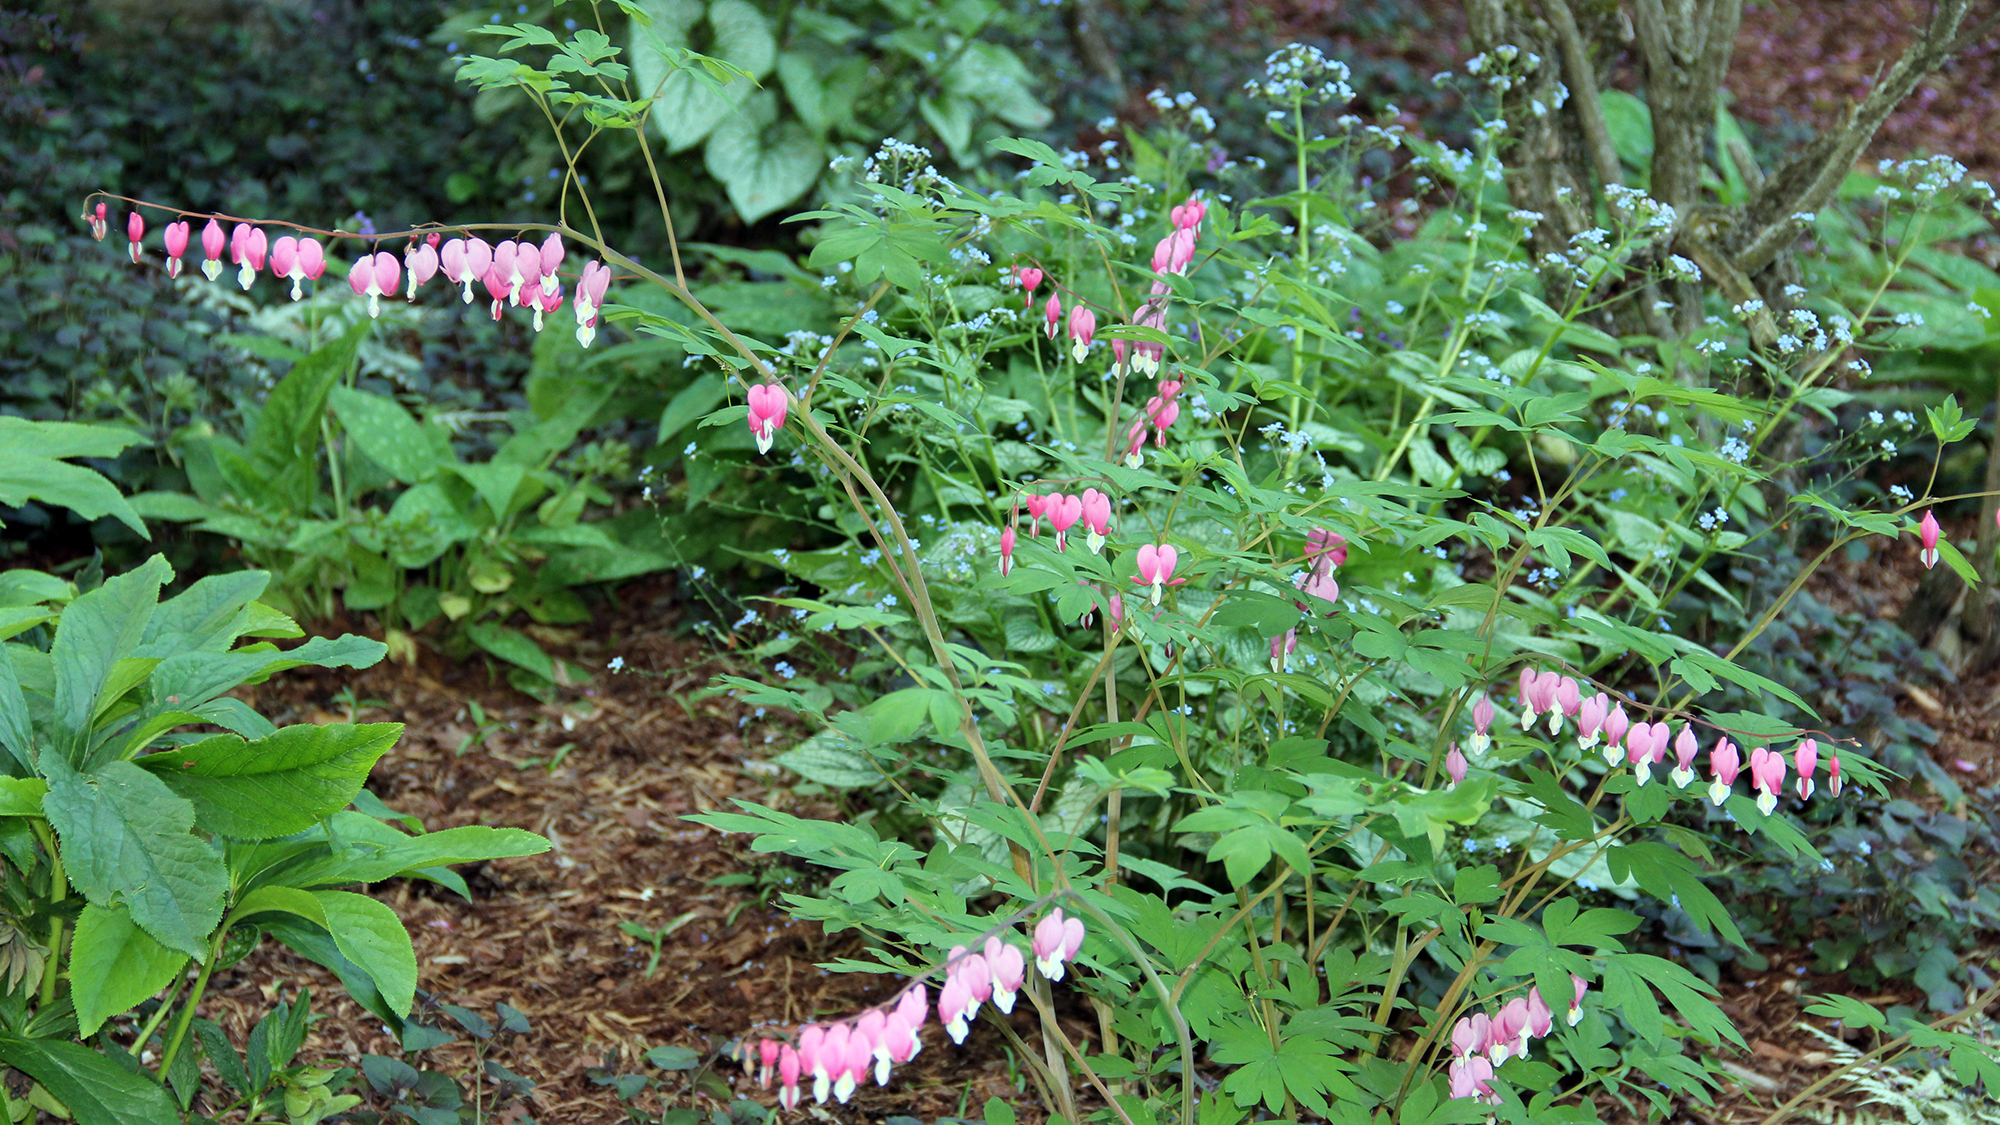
[735,909,1084,1108]
[93,203,613,347]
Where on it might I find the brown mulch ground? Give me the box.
[188,576,1037,1124]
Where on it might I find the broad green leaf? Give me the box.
[0,777,45,817]
[137,723,403,839]
[267,819,551,890]
[0,1034,181,1125]
[631,0,773,153]
[232,886,418,1017]
[69,903,189,1037]
[0,449,148,538]
[466,623,554,681]
[773,732,878,788]
[328,386,436,484]
[247,319,368,476]
[136,570,270,657]
[41,756,227,961]
[49,555,171,764]
[705,89,824,223]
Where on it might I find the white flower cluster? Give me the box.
[1244,44,1355,105]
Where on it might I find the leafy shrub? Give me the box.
[96,26,2000,1125]
[0,556,549,1122]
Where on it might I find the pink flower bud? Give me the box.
[1794,738,1818,800]
[1827,753,1842,797]
[1601,704,1631,764]
[778,1044,802,1109]
[89,201,108,240]
[1568,974,1589,1026]
[126,212,145,263]
[1670,724,1701,787]
[998,525,1016,577]
[1445,744,1467,789]
[1044,293,1062,339]
[1919,509,1941,568]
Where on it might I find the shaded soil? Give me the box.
[195,578,1037,1124]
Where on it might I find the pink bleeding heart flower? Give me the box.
[494,239,531,305]
[1445,743,1467,790]
[797,1025,827,1103]
[747,384,788,455]
[1528,671,1563,733]
[938,975,973,1044]
[538,232,564,288]
[126,212,145,263]
[1795,738,1819,800]
[1269,627,1297,672]
[1670,724,1701,788]
[1919,510,1941,569]
[1493,998,1529,1063]
[1170,196,1207,234]
[1017,266,1043,307]
[1047,493,1083,553]
[532,276,564,332]
[1294,565,1339,614]
[446,237,494,304]
[405,240,439,300]
[1450,1015,1483,1060]
[270,236,300,297]
[88,201,108,240]
[1548,676,1582,735]
[1751,746,1787,815]
[998,525,1016,577]
[1043,293,1062,339]
[162,220,189,278]
[1568,974,1589,1026]
[852,1010,888,1086]
[985,936,1026,1015]
[1577,692,1610,751]
[1601,703,1631,765]
[820,1023,855,1103]
[298,238,326,282]
[1147,387,1181,448]
[1518,668,1541,730]
[777,1044,802,1109]
[1023,492,1050,537]
[347,251,400,318]
[200,218,226,281]
[1068,305,1096,362]
[1132,543,1182,606]
[1131,303,1168,374]
[1449,1055,1499,1106]
[1151,227,1195,276]
[1708,738,1740,806]
[1827,752,1842,797]
[1032,908,1085,981]
[481,262,511,320]
[573,260,612,347]
[1469,695,1496,754]
[1123,414,1149,470]
[1525,987,1554,1042]
[758,1038,779,1088]
[1627,722,1666,786]
[1306,527,1348,568]
[1111,336,1129,369]
[231,224,268,290]
[1079,488,1112,553]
